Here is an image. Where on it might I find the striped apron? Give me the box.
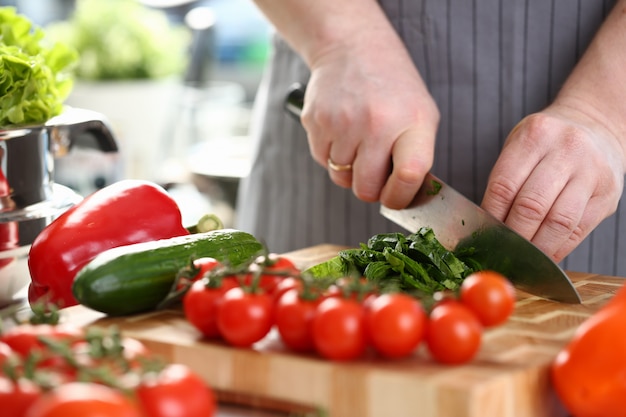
[236,0,624,275]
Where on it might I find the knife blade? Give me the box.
[284,83,581,304]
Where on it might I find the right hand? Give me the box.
[299,26,440,209]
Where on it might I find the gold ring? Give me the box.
[327,158,352,172]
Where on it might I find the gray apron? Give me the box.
[236,0,624,275]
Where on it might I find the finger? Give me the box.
[309,138,331,168]
[351,144,390,202]
[302,110,333,168]
[327,136,359,188]
[379,128,433,209]
[481,125,543,221]
[503,158,571,242]
[327,157,354,189]
[529,176,590,260]
[300,97,334,168]
[551,194,610,262]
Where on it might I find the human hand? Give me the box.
[482,104,626,262]
[299,27,439,209]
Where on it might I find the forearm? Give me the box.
[555,0,626,160]
[251,0,401,68]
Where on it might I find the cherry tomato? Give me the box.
[192,257,221,280]
[0,376,42,417]
[323,277,377,305]
[321,283,343,300]
[312,297,367,361]
[117,336,150,361]
[70,335,150,374]
[246,254,299,295]
[1,324,85,374]
[136,364,216,417]
[425,300,483,365]
[364,293,427,359]
[275,288,318,352]
[1,324,84,357]
[217,287,274,347]
[25,382,142,417]
[273,276,303,304]
[175,257,222,293]
[0,341,16,368]
[183,277,238,339]
[460,270,516,327]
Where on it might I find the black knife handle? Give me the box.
[284,82,306,120]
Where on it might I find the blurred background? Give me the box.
[0,0,272,228]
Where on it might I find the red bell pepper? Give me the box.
[28,179,189,308]
[551,283,626,417]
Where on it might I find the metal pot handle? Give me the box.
[46,106,119,157]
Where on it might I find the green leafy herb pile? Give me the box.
[0,7,78,128]
[305,227,483,295]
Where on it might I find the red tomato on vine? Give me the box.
[0,341,15,367]
[245,254,300,296]
[364,293,427,359]
[217,287,274,347]
[312,296,367,361]
[175,257,222,293]
[0,324,83,358]
[273,277,303,304]
[183,277,239,339]
[0,376,42,417]
[24,382,142,417]
[136,364,216,417]
[275,288,318,352]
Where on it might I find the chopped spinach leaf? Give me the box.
[303,227,482,295]
[426,180,442,196]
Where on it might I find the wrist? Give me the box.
[300,3,401,69]
[550,95,626,173]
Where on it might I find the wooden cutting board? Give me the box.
[62,244,623,417]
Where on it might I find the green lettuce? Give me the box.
[0,7,78,128]
[45,0,189,81]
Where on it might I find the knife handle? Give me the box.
[284,82,306,120]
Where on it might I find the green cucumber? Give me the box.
[72,229,263,316]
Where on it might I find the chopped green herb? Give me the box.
[426,180,443,196]
[303,227,482,296]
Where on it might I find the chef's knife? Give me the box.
[379,174,581,303]
[284,83,581,304]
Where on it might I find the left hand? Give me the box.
[481,103,626,262]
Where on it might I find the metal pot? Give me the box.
[0,106,118,306]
